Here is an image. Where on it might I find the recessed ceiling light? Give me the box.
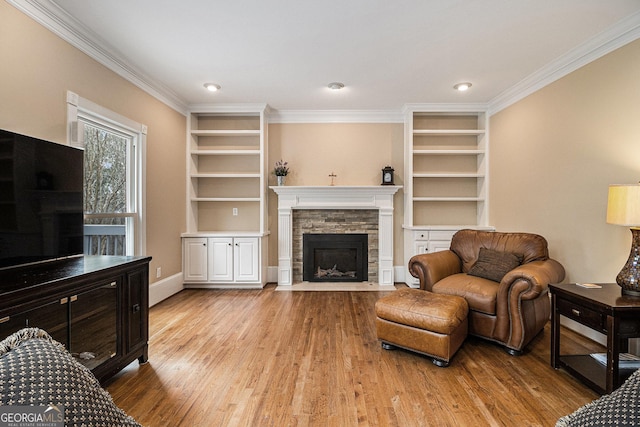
[453,82,472,92]
[328,82,345,90]
[204,83,221,92]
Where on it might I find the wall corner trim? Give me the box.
[488,11,640,116]
[7,0,189,116]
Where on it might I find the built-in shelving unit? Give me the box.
[403,106,493,287]
[186,107,268,233]
[183,105,269,288]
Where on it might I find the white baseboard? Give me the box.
[149,272,184,307]
[267,266,278,283]
[560,317,607,346]
[557,309,640,354]
[393,266,406,284]
[184,283,264,290]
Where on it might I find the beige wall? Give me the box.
[0,2,186,284]
[267,123,405,266]
[489,39,640,284]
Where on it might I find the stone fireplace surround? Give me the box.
[271,186,401,287]
[296,211,376,283]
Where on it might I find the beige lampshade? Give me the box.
[607,184,640,226]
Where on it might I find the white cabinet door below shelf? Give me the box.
[209,238,234,282]
[428,240,451,253]
[184,238,208,282]
[234,237,259,282]
[414,242,428,256]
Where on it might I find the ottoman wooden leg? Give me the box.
[381,342,396,351]
[382,337,450,367]
[432,358,449,368]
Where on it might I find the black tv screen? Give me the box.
[0,129,84,269]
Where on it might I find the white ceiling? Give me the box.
[12,0,640,115]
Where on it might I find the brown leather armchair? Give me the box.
[408,229,565,355]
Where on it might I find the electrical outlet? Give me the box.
[156,267,161,278]
[233,207,238,216]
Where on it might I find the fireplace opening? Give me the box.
[303,233,368,282]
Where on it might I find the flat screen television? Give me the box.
[0,129,84,270]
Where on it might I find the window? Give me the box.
[82,121,132,255]
[66,91,146,256]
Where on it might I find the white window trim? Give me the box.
[66,90,147,256]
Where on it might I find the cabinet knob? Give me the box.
[132,304,141,313]
[571,308,581,316]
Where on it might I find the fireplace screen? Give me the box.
[303,233,368,282]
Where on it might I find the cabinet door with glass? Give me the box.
[69,280,119,370]
[0,299,68,346]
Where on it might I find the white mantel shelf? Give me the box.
[270,185,402,287]
[270,185,402,211]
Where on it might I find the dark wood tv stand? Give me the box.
[0,255,151,384]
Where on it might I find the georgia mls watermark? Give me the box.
[0,405,64,427]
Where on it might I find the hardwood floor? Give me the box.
[105,285,601,426]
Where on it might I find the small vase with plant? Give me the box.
[274,159,289,186]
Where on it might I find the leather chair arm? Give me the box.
[499,258,566,300]
[496,258,565,350]
[408,250,462,291]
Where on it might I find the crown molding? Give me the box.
[268,109,404,123]
[7,0,189,116]
[187,103,271,115]
[488,10,640,116]
[402,103,489,116]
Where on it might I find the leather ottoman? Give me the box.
[375,288,468,367]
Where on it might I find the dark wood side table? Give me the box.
[550,283,640,394]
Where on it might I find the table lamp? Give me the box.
[607,183,640,296]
